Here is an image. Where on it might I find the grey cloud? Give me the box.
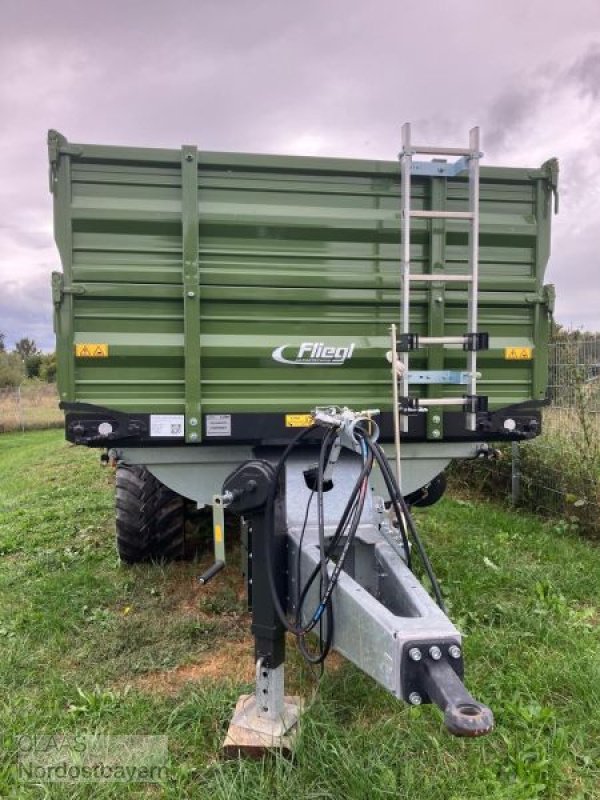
[485,89,541,154]
[567,43,600,100]
[0,274,54,351]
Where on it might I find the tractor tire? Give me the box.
[115,464,185,564]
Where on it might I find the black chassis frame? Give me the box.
[62,401,545,448]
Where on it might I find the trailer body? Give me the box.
[49,131,556,500]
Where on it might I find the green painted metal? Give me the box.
[181,145,202,443]
[49,132,557,418]
[426,177,446,439]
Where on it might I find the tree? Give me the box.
[0,353,25,387]
[14,338,39,359]
[0,332,5,353]
[39,353,57,383]
[24,353,43,379]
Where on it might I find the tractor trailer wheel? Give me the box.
[115,464,185,564]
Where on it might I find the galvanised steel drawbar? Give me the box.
[49,127,558,751]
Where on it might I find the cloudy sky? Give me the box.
[1,0,599,350]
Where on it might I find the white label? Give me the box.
[206,414,231,437]
[150,414,185,438]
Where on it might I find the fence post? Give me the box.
[511,441,521,506]
[16,384,26,433]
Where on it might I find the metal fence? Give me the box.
[0,383,63,433]
[456,337,600,535]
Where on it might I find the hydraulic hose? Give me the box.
[262,419,445,668]
[364,437,446,612]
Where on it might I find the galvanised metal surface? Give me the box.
[49,130,557,434]
[284,453,461,701]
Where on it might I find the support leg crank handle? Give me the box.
[197,560,225,585]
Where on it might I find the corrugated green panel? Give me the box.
[50,133,555,416]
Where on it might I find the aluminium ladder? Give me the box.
[396,123,488,435]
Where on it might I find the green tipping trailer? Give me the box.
[48,128,557,506]
[49,128,558,746]
[49,130,556,429]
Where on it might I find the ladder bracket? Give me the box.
[399,396,420,414]
[398,333,420,352]
[463,395,488,414]
[408,370,473,385]
[463,332,489,352]
[411,157,469,178]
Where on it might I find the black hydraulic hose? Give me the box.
[263,425,325,636]
[263,424,365,637]
[317,428,336,606]
[365,437,446,612]
[297,440,372,663]
[295,448,374,626]
[295,435,334,665]
[263,420,444,670]
[380,469,412,571]
[296,485,362,665]
[298,442,373,626]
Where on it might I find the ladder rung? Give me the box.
[409,274,472,282]
[409,210,474,220]
[398,332,489,351]
[419,336,466,345]
[410,145,473,157]
[400,395,488,411]
[416,397,466,406]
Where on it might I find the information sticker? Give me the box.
[150,415,185,438]
[206,414,232,437]
[75,343,109,358]
[285,414,314,428]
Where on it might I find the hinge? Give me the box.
[47,130,82,194]
[47,130,65,194]
[541,157,559,214]
[543,283,556,315]
[52,272,85,305]
[51,272,63,305]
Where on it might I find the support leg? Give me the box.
[221,460,303,757]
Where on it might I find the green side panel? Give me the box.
[49,134,556,416]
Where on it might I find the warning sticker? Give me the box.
[75,343,109,358]
[150,415,185,438]
[206,414,231,437]
[504,347,533,360]
[285,414,313,428]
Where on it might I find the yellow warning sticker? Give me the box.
[285,413,313,428]
[504,347,533,360]
[75,343,109,358]
[214,524,223,543]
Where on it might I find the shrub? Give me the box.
[0,352,25,388]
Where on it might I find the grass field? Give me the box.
[0,384,62,433]
[1,431,600,798]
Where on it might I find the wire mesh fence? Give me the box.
[454,337,600,536]
[0,383,63,433]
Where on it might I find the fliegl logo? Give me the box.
[272,341,356,366]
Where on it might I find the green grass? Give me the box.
[1,430,600,798]
[452,408,600,538]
